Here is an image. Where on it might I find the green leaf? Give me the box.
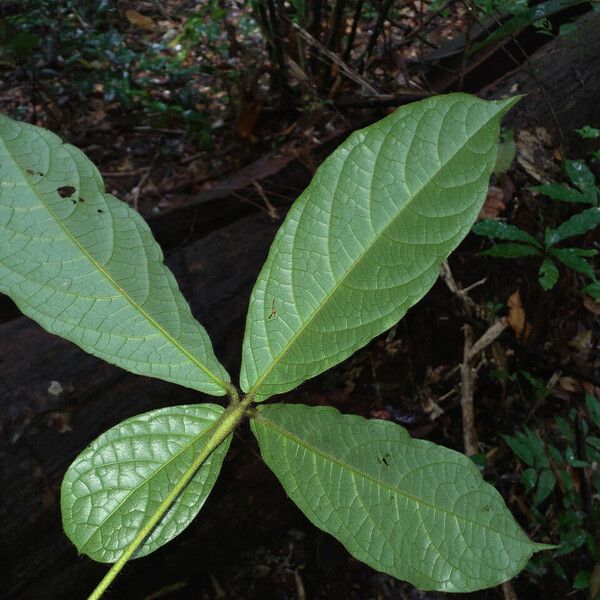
[545,207,600,246]
[574,126,600,140]
[473,219,540,246]
[549,247,596,278]
[251,403,547,592]
[0,115,229,395]
[565,159,596,191]
[583,281,600,301]
[531,183,593,205]
[539,257,559,290]
[61,404,231,562]
[480,242,542,258]
[521,468,538,493]
[241,94,520,401]
[533,469,556,505]
[586,394,600,430]
[494,131,516,175]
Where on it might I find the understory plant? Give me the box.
[0,94,551,598]
[504,393,600,596]
[473,152,600,297]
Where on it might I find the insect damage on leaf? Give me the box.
[57,185,76,198]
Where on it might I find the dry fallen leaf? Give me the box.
[507,289,527,339]
[235,100,262,139]
[558,376,583,393]
[583,295,600,316]
[569,329,592,352]
[478,185,506,219]
[125,10,155,30]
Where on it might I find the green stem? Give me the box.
[88,393,252,600]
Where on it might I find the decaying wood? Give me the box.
[481,11,600,136]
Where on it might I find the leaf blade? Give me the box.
[241,94,518,401]
[0,115,229,395]
[539,257,560,290]
[480,242,542,258]
[546,207,600,246]
[472,219,540,246]
[251,403,546,592]
[61,404,231,562]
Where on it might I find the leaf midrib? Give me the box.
[247,102,500,397]
[0,125,228,392]
[254,412,531,545]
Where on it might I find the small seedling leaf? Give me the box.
[550,247,596,278]
[546,207,600,246]
[565,159,596,192]
[473,219,540,246]
[531,183,593,205]
[480,242,542,258]
[539,257,559,290]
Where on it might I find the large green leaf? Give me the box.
[0,115,229,395]
[241,94,518,401]
[61,404,231,562]
[251,403,548,592]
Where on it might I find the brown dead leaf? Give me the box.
[507,289,527,339]
[584,295,600,316]
[478,186,506,219]
[569,329,592,352]
[235,100,262,139]
[125,10,155,30]
[558,376,583,393]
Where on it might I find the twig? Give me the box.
[289,21,382,95]
[266,0,290,95]
[357,0,395,73]
[131,150,160,210]
[440,260,479,317]
[328,0,350,51]
[343,0,365,62]
[467,318,508,360]
[501,580,518,600]
[251,179,280,220]
[395,0,455,47]
[461,324,478,456]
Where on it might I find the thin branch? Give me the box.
[357,0,395,73]
[343,0,364,62]
[289,20,382,95]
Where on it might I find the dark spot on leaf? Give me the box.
[26,169,34,175]
[79,197,85,203]
[378,452,391,466]
[71,199,77,204]
[97,209,104,213]
[57,185,76,198]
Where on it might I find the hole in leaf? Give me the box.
[57,185,76,198]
